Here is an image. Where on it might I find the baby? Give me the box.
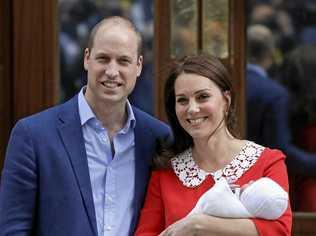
[189,177,288,220]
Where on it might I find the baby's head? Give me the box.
[240,177,288,219]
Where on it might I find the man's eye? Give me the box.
[119,58,131,65]
[96,57,107,62]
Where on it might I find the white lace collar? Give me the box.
[171,141,264,188]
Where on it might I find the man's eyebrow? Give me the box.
[94,52,108,57]
[119,55,132,59]
[119,54,134,60]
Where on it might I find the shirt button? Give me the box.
[105,226,112,231]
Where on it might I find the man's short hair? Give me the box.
[87,16,143,57]
[247,24,275,63]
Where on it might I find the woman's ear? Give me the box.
[223,90,231,114]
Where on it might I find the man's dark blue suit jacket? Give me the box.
[0,95,171,236]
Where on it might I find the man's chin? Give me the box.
[98,93,125,103]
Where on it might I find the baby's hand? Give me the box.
[230,180,255,198]
[229,183,241,197]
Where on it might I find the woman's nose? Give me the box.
[187,101,200,114]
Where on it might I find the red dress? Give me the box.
[135,142,292,236]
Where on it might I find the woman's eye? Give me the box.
[176,97,188,104]
[197,94,210,100]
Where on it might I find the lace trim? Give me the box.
[171,141,264,188]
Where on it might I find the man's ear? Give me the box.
[83,48,90,71]
[136,55,143,77]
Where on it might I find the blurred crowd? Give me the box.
[247,0,316,211]
[247,0,316,71]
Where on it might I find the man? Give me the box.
[0,16,170,236]
[246,24,316,176]
[246,24,288,149]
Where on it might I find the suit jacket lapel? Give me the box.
[131,108,154,231]
[134,114,150,196]
[57,96,97,236]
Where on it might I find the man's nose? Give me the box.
[105,62,119,78]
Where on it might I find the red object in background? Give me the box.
[298,124,316,152]
[295,124,316,211]
[296,178,316,211]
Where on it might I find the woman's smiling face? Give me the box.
[174,72,230,140]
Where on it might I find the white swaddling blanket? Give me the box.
[188,177,288,220]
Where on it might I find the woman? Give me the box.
[135,55,292,235]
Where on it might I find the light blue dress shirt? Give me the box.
[78,88,136,236]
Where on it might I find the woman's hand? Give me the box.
[158,214,258,236]
[159,215,200,236]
